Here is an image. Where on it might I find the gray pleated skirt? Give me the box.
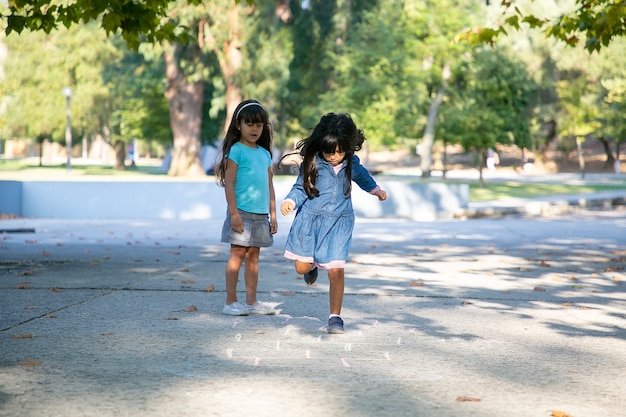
[221,209,273,248]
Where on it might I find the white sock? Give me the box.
[329,314,341,319]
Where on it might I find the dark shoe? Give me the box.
[327,316,344,334]
[304,266,318,285]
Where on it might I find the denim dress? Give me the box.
[284,155,378,267]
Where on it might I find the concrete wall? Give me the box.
[0,178,468,221]
[0,181,22,216]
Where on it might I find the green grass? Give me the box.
[0,160,165,176]
[469,181,626,202]
[2,159,625,202]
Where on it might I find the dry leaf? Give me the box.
[44,314,57,318]
[533,286,546,292]
[255,330,265,334]
[19,360,42,367]
[49,288,64,293]
[410,280,425,287]
[551,411,573,417]
[16,283,28,289]
[12,334,33,339]
[456,396,481,402]
[205,284,215,292]
[183,305,198,312]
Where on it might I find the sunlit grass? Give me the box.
[2,159,625,201]
[469,181,626,202]
[0,160,165,176]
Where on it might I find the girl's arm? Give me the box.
[224,159,243,233]
[268,167,278,234]
[351,155,378,192]
[352,155,388,201]
[281,165,309,215]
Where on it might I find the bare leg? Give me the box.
[327,268,344,315]
[225,245,247,305]
[295,260,314,275]
[244,247,260,305]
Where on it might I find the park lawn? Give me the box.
[469,181,626,202]
[2,159,625,202]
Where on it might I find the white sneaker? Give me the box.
[246,301,276,315]
[222,301,250,316]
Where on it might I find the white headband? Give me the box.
[236,102,264,120]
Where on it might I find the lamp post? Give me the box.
[62,87,73,174]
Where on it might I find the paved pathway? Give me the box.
[1,203,625,417]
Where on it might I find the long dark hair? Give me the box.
[216,99,272,187]
[296,113,365,198]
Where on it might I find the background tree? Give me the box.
[439,47,535,185]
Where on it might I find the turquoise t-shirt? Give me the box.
[227,142,272,214]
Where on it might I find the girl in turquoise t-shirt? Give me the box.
[215,100,278,316]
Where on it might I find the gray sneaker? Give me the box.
[327,316,344,334]
[222,301,250,316]
[304,266,318,285]
[246,301,277,315]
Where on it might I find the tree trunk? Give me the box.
[114,140,126,170]
[217,6,244,136]
[596,134,616,168]
[164,42,205,177]
[420,64,450,178]
[576,136,586,179]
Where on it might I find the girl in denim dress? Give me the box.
[280,113,388,333]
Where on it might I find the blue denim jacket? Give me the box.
[286,155,378,217]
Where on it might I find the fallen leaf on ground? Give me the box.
[533,286,546,292]
[12,334,33,339]
[183,305,198,312]
[410,280,425,287]
[19,360,42,367]
[551,410,573,417]
[206,284,215,292]
[49,288,64,293]
[456,396,481,402]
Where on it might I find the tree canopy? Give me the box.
[456,0,626,53]
[2,0,251,49]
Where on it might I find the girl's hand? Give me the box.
[280,200,295,215]
[230,212,244,233]
[270,217,278,234]
[375,189,388,201]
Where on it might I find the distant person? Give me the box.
[215,99,278,316]
[280,113,388,334]
[486,148,499,172]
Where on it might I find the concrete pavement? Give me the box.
[1,197,626,417]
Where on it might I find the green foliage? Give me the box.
[439,48,535,162]
[456,0,626,54]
